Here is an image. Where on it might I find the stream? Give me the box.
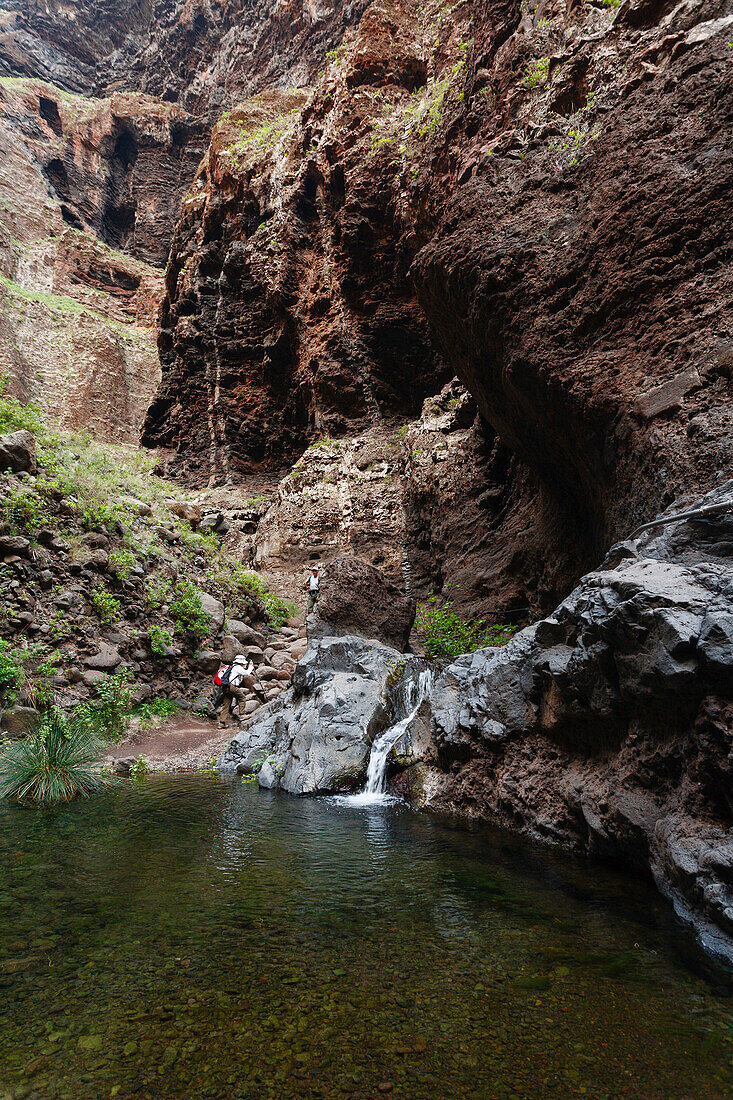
[0,776,731,1098]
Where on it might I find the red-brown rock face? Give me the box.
[0,78,178,438]
[0,0,367,442]
[143,0,733,616]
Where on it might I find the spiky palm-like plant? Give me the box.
[0,708,106,806]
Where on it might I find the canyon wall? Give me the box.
[143,0,732,617]
[0,0,361,440]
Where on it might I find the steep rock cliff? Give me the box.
[0,0,362,439]
[143,0,733,616]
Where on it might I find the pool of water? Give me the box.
[0,776,731,1099]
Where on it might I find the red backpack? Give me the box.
[214,663,232,687]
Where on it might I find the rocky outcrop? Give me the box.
[142,0,733,621]
[416,482,733,963]
[1,1,369,113]
[217,633,399,793]
[309,553,415,651]
[0,78,173,439]
[0,2,365,440]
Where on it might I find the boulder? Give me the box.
[423,481,733,965]
[309,554,415,651]
[168,500,201,525]
[217,634,399,794]
[0,430,36,474]
[1,705,37,738]
[226,619,267,649]
[0,535,30,557]
[83,644,121,671]
[199,592,225,633]
[195,650,221,674]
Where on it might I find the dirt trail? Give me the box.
[107,715,241,772]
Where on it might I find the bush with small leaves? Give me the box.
[148,625,173,657]
[91,585,120,625]
[109,549,135,580]
[169,581,212,640]
[416,597,518,660]
[75,669,134,740]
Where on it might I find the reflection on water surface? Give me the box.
[0,776,731,1098]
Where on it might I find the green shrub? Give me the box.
[0,641,53,706]
[522,57,550,89]
[169,581,211,640]
[148,625,173,657]
[75,669,133,740]
[130,755,150,778]
[0,640,24,706]
[416,597,518,659]
[91,585,120,625]
[0,707,105,805]
[133,698,178,723]
[79,500,119,531]
[2,487,44,532]
[232,569,298,627]
[109,549,135,580]
[179,521,219,556]
[145,578,170,610]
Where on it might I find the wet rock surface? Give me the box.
[218,634,400,794]
[421,483,733,963]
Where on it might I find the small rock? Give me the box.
[82,670,107,690]
[38,569,54,589]
[54,590,79,610]
[155,526,180,544]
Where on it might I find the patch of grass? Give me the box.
[132,698,178,725]
[0,707,106,805]
[79,500,120,531]
[416,596,518,659]
[1,486,44,532]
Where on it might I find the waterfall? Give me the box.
[335,668,433,807]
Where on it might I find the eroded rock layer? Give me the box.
[143,0,733,615]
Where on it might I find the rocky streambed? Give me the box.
[219,484,733,967]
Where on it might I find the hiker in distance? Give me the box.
[305,566,320,613]
[215,654,266,727]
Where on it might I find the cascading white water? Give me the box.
[336,668,433,808]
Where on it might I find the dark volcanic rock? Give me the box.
[218,633,398,793]
[0,431,37,474]
[423,483,733,964]
[310,554,415,651]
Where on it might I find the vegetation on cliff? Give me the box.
[0,383,298,726]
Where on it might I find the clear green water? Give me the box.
[0,777,731,1100]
